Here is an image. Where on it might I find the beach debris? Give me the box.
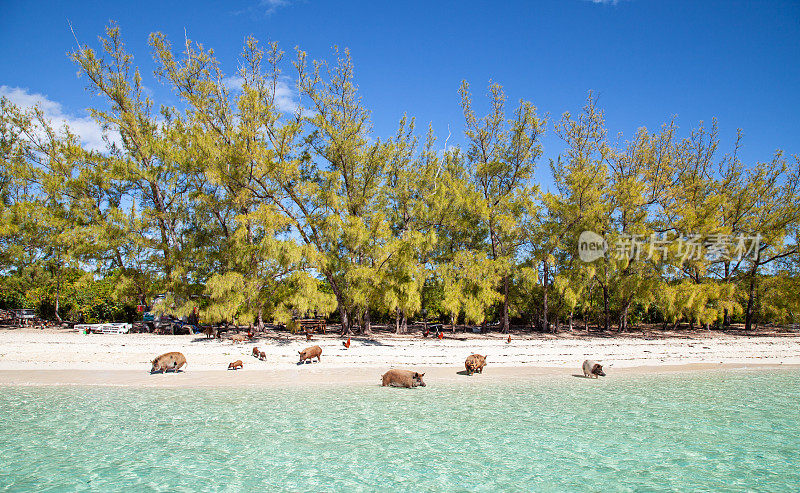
[465,354,487,375]
[228,360,243,370]
[381,369,426,388]
[343,337,351,349]
[150,352,188,373]
[582,359,606,378]
[299,345,322,364]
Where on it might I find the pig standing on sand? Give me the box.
[464,354,487,375]
[151,352,188,373]
[252,347,261,358]
[381,369,426,388]
[582,360,606,378]
[228,360,243,370]
[298,345,322,363]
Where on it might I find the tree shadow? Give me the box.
[190,336,219,343]
[571,374,594,379]
[456,370,473,376]
[353,338,388,346]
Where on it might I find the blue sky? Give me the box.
[1,0,798,188]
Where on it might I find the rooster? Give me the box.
[342,337,351,349]
[423,329,429,338]
[437,331,443,340]
[507,334,511,344]
[306,331,313,341]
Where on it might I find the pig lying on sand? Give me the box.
[465,354,487,375]
[582,360,606,378]
[298,345,322,363]
[228,360,243,370]
[381,369,426,388]
[151,352,188,373]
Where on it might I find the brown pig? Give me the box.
[228,360,243,370]
[150,352,188,373]
[298,345,322,363]
[252,347,261,358]
[465,354,487,375]
[381,369,426,388]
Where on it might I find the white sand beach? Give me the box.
[0,327,798,386]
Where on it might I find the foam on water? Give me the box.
[1,369,798,492]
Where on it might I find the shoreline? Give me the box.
[1,363,797,388]
[1,328,799,387]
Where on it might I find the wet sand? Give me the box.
[0,363,797,388]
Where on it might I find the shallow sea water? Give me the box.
[0,369,798,492]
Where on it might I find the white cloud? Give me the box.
[272,80,299,114]
[260,0,290,15]
[220,76,299,114]
[0,85,119,152]
[222,75,245,92]
[233,0,292,17]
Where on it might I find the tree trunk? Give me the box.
[362,306,372,335]
[258,308,264,332]
[619,302,630,333]
[401,310,407,333]
[542,259,549,333]
[568,310,574,332]
[54,272,62,323]
[744,261,759,332]
[338,302,350,335]
[602,285,610,332]
[744,250,761,331]
[395,307,401,334]
[723,261,731,327]
[502,274,510,333]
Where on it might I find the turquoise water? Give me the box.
[1,370,798,492]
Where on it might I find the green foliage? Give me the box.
[1,23,798,332]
